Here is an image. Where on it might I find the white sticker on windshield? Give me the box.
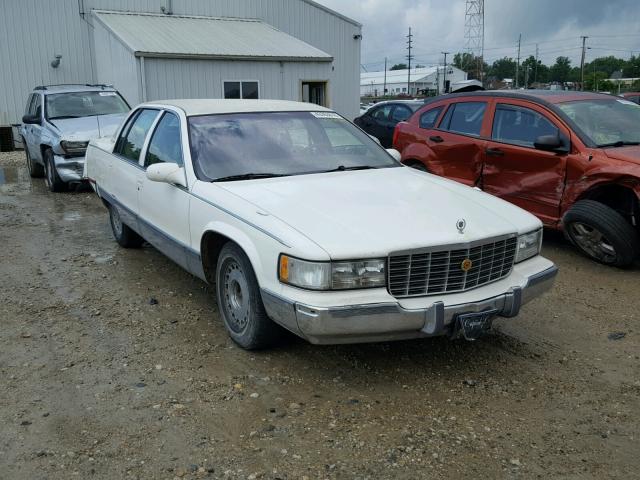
[99,92,117,96]
[311,112,341,119]
[617,99,637,106]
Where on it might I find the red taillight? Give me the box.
[392,123,402,148]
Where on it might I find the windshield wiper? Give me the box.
[48,115,82,120]
[212,173,290,182]
[322,165,378,173]
[598,141,640,148]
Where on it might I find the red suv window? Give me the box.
[438,102,487,136]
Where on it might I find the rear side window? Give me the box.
[419,107,443,129]
[492,104,559,148]
[371,105,392,121]
[115,109,159,163]
[391,105,413,122]
[145,112,183,167]
[439,102,487,136]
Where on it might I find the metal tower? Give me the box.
[464,0,485,79]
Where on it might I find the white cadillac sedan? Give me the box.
[85,99,557,349]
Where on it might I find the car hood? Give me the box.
[218,167,541,258]
[603,146,640,164]
[48,113,126,141]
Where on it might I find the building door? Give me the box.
[302,82,328,107]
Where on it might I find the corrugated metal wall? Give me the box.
[0,0,361,124]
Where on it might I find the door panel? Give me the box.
[426,101,489,186]
[482,101,569,224]
[138,111,190,270]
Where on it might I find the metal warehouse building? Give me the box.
[361,66,467,97]
[0,0,362,136]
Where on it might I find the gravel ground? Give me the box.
[1,151,639,479]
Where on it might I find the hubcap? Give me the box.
[222,260,250,333]
[570,222,617,263]
[110,207,123,237]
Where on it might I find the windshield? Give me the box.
[558,99,640,147]
[188,111,400,181]
[45,91,129,120]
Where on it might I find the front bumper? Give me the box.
[261,264,558,345]
[53,154,85,183]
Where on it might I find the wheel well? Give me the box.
[200,231,235,284]
[40,144,51,161]
[579,184,639,227]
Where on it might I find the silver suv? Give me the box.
[20,84,129,191]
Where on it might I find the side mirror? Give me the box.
[146,163,186,188]
[534,134,569,153]
[386,148,402,162]
[22,114,41,125]
[368,134,381,145]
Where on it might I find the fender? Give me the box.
[562,170,640,218]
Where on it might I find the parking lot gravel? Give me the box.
[1,151,639,479]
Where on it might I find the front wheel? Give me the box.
[24,142,44,178]
[563,200,640,267]
[215,242,283,350]
[43,149,66,192]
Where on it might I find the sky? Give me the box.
[315,0,640,72]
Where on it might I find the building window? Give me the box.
[223,81,259,99]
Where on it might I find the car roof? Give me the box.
[440,89,614,104]
[34,84,117,94]
[144,99,334,116]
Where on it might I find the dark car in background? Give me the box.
[621,92,640,104]
[393,90,640,267]
[354,100,423,147]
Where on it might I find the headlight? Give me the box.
[515,229,543,263]
[279,255,386,290]
[60,140,89,154]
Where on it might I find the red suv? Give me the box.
[393,91,640,266]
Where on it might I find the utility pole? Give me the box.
[534,43,539,85]
[515,34,521,89]
[383,57,387,97]
[524,66,529,89]
[406,28,414,95]
[580,36,589,91]
[442,52,450,93]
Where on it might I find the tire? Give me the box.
[43,148,66,192]
[108,204,144,248]
[215,242,283,350]
[563,200,640,267]
[24,141,44,178]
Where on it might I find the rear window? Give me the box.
[439,102,487,136]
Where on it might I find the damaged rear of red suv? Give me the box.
[393,91,640,266]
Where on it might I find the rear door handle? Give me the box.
[136,180,143,191]
[429,135,444,143]
[486,147,504,156]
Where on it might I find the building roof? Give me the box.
[92,10,333,62]
[361,67,443,86]
[146,99,333,116]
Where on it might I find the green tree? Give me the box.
[549,56,572,83]
[453,52,489,80]
[586,56,627,78]
[488,57,517,81]
[519,55,549,86]
[390,63,408,71]
[623,55,640,78]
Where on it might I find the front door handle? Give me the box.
[429,135,444,143]
[136,180,143,191]
[486,147,505,157]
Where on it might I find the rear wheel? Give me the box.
[108,204,144,248]
[563,200,640,267]
[43,149,66,192]
[24,142,44,178]
[215,242,283,350]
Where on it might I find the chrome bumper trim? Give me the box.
[261,265,558,345]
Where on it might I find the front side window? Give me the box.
[492,104,559,147]
[371,105,392,121]
[188,111,399,181]
[145,112,183,167]
[223,81,259,99]
[391,105,414,122]
[45,91,129,120]
[439,102,487,136]
[558,99,640,147]
[116,109,159,163]
[419,106,443,129]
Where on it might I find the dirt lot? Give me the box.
[1,150,639,479]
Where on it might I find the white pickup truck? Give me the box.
[85,99,557,349]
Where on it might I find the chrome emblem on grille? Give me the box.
[461,258,473,272]
[456,219,466,234]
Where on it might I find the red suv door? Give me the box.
[420,99,490,187]
[482,100,570,225]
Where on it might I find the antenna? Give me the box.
[464,0,485,80]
